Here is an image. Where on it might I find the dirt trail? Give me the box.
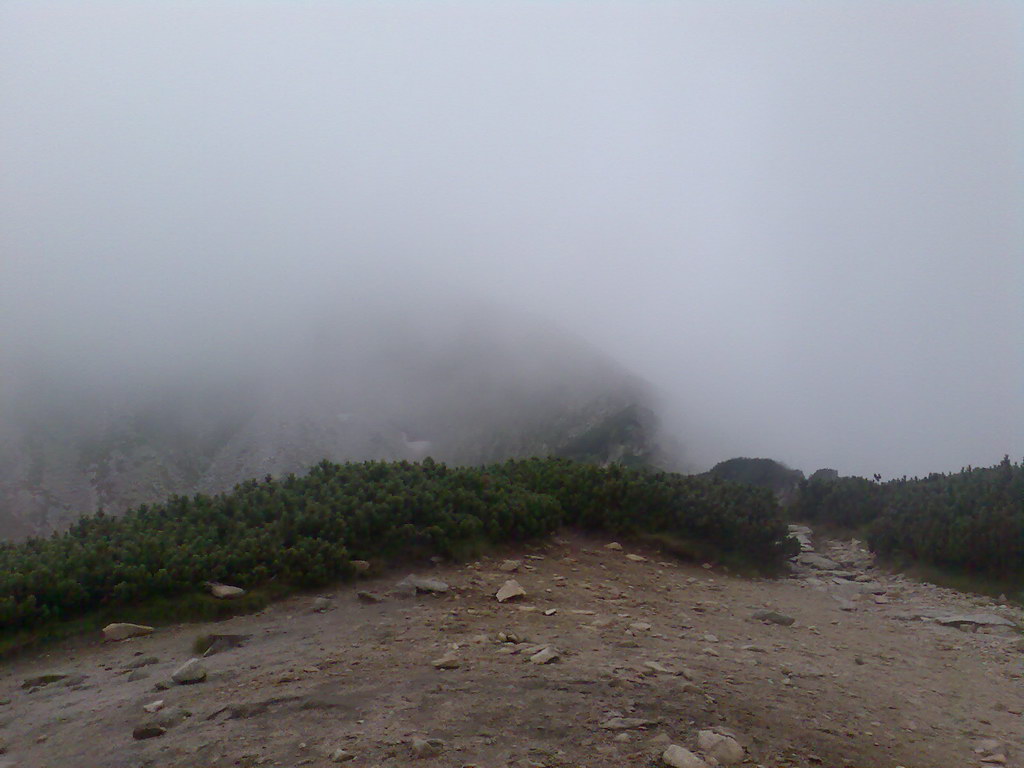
[1,528,1022,768]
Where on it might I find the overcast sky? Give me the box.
[2,1,1021,478]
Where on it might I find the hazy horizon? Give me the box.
[2,2,1022,479]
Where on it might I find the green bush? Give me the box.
[793,457,1024,580]
[0,457,795,632]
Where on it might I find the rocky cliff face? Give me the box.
[0,308,673,540]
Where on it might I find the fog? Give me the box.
[2,2,1021,479]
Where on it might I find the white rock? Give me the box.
[662,745,709,768]
[102,623,154,642]
[142,700,164,714]
[529,647,559,665]
[432,653,460,670]
[330,748,356,762]
[499,560,521,572]
[170,658,207,685]
[207,582,246,599]
[697,730,744,765]
[605,542,623,551]
[626,553,647,562]
[496,579,526,603]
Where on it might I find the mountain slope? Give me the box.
[0,305,677,539]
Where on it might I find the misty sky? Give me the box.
[2,2,1022,478]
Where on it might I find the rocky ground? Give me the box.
[1,527,1022,768]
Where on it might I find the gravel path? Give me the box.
[1,529,1021,768]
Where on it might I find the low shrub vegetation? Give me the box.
[793,456,1024,581]
[0,457,796,634]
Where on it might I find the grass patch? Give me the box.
[0,587,280,661]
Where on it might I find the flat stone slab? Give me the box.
[934,613,1016,629]
[796,553,841,570]
[496,579,526,602]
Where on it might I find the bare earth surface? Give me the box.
[2,529,1022,768]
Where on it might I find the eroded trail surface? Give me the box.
[2,528,1022,768]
